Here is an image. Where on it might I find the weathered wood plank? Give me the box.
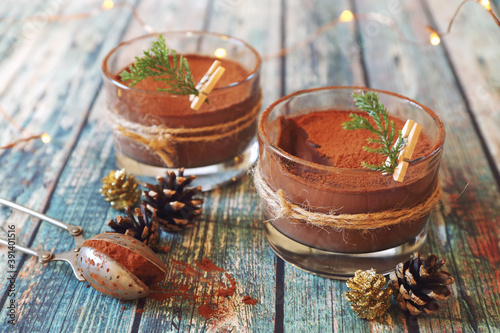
[355,0,500,332]
[0,0,278,331]
[425,0,500,174]
[279,0,372,332]
[131,0,280,331]
[1,0,499,331]
[0,0,141,331]
[0,0,71,279]
[208,0,284,113]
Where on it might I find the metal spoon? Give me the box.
[0,197,166,300]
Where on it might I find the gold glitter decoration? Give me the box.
[345,269,393,320]
[100,168,141,210]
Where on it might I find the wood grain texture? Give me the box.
[0,0,500,332]
[355,0,500,331]
[425,0,500,174]
[0,0,140,332]
[280,0,369,332]
[129,1,279,331]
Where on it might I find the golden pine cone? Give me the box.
[100,169,141,210]
[345,269,393,320]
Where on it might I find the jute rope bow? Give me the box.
[254,166,442,230]
[111,95,262,167]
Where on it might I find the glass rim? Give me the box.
[101,30,262,96]
[258,86,446,174]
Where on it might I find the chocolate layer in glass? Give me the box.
[103,32,261,169]
[258,87,445,256]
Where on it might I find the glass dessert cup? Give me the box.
[102,31,261,190]
[257,86,445,279]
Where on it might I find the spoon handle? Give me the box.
[0,238,53,263]
[0,197,83,236]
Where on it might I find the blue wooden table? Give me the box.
[1,0,500,332]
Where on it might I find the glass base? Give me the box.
[115,140,259,191]
[264,221,428,280]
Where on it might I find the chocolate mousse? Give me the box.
[105,54,261,168]
[259,109,443,253]
[277,110,432,169]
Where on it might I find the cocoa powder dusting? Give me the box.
[115,55,250,117]
[148,258,257,321]
[158,245,170,253]
[82,239,166,286]
[242,295,258,305]
[275,109,440,192]
[197,304,218,320]
[127,55,248,95]
[279,110,432,169]
[195,258,225,273]
[216,273,237,297]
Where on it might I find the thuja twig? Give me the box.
[342,92,405,174]
[119,34,198,96]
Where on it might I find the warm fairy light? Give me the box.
[430,31,441,45]
[214,48,227,58]
[41,133,51,144]
[339,10,354,23]
[101,0,114,10]
[480,0,491,10]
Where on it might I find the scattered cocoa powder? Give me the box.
[216,273,237,298]
[242,295,258,305]
[171,259,201,277]
[136,309,145,314]
[121,306,126,311]
[158,245,170,253]
[197,304,218,319]
[195,258,225,273]
[147,258,257,320]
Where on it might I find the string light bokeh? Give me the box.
[0,0,498,151]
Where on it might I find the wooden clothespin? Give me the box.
[392,119,422,182]
[190,60,226,110]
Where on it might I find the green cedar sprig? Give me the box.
[119,34,199,96]
[342,92,405,174]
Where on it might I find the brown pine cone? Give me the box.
[107,204,159,249]
[142,168,203,232]
[390,252,454,315]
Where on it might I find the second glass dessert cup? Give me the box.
[102,31,261,190]
[256,87,445,279]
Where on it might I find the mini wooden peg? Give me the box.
[393,160,409,182]
[190,60,225,110]
[190,60,221,99]
[384,119,415,172]
[400,119,415,138]
[392,120,422,182]
[398,122,422,163]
